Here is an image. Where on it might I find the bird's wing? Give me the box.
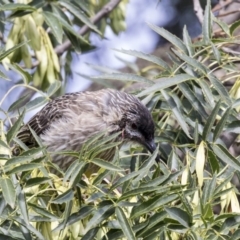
[17,92,82,146]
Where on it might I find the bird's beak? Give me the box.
[144,139,160,163]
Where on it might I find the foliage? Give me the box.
[1,0,240,239]
[0,0,128,90]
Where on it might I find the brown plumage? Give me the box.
[15,89,158,170]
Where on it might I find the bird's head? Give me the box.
[108,90,158,158]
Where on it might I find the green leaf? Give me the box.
[59,1,101,35]
[230,19,240,36]
[17,190,29,225]
[47,81,61,96]
[137,74,195,97]
[92,73,154,84]
[0,177,16,209]
[213,16,230,36]
[197,79,215,108]
[53,13,88,44]
[25,177,50,188]
[114,49,169,70]
[178,82,208,119]
[120,186,164,201]
[116,207,135,240]
[0,70,9,81]
[213,107,231,142]
[165,207,191,228]
[28,203,59,221]
[90,158,123,171]
[86,205,114,231]
[202,0,212,44]
[8,93,31,112]
[51,189,74,204]
[131,193,178,219]
[207,74,231,105]
[82,227,100,240]
[202,175,217,206]
[211,43,221,65]
[212,144,240,172]
[0,42,27,61]
[208,150,220,174]
[161,90,191,139]
[43,12,63,44]
[6,163,42,174]
[202,100,221,141]
[147,23,188,54]
[183,26,194,57]
[9,63,31,84]
[24,96,48,112]
[7,109,25,143]
[0,3,36,11]
[172,48,207,74]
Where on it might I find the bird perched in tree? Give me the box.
[15,89,159,171]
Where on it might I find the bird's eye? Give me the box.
[131,123,137,130]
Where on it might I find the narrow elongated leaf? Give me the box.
[131,194,178,219]
[59,1,101,35]
[18,190,29,225]
[8,93,30,112]
[178,82,208,119]
[7,109,25,143]
[9,63,31,84]
[92,73,154,84]
[202,175,216,206]
[137,74,194,97]
[161,90,191,138]
[211,43,221,65]
[0,3,36,11]
[25,96,48,112]
[47,81,61,96]
[165,207,191,228]
[0,177,16,208]
[147,23,188,54]
[230,19,240,36]
[120,186,164,201]
[202,100,221,141]
[28,203,59,220]
[0,70,9,81]
[172,49,207,74]
[82,227,100,240]
[51,189,74,204]
[0,42,27,61]
[197,80,215,107]
[212,144,240,172]
[43,12,63,43]
[207,74,231,104]
[6,163,42,174]
[202,0,211,44]
[116,207,135,240]
[213,107,231,142]
[25,177,50,187]
[86,205,114,230]
[183,26,194,57]
[114,49,169,69]
[53,13,88,44]
[90,158,123,171]
[196,141,205,188]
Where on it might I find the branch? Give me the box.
[54,0,122,56]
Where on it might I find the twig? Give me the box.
[193,0,204,24]
[212,0,233,12]
[54,0,122,56]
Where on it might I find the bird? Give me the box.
[14,88,159,171]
